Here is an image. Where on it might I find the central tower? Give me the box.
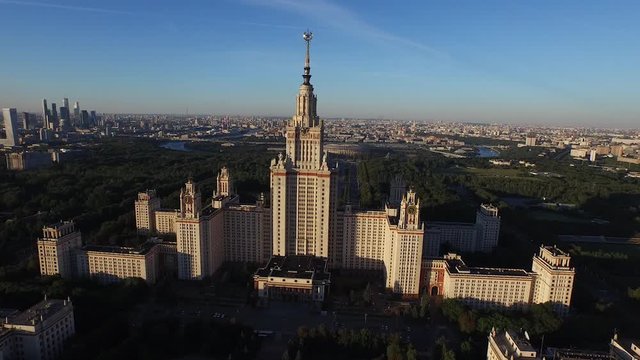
[271,31,337,261]
[286,31,323,170]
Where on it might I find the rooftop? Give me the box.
[542,245,570,257]
[446,258,531,277]
[255,255,330,281]
[491,329,539,360]
[5,299,70,327]
[546,348,610,360]
[83,240,157,255]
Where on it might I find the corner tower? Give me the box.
[271,31,337,261]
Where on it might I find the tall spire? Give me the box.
[302,30,313,85]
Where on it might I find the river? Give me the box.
[160,141,191,152]
[476,146,499,158]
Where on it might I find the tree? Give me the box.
[419,294,429,318]
[628,287,640,300]
[441,299,465,321]
[441,344,456,360]
[363,283,372,305]
[460,340,473,359]
[406,343,418,360]
[458,311,476,334]
[349,289,357,305]
[386,335,404,360]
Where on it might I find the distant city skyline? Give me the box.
[1,0,639,127]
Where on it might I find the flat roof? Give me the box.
[6,299,69,326]
[542,245,570,257]
[83,240,156,255]
[446,258,531,277]
[255,255,330,281]
[547,348,610,360]
[43,221,74,229]
[492,330,539,360]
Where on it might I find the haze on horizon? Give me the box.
[1,0,639,128]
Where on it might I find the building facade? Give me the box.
[154,209,179,234]
[253,256,331,303]
[223,203,271,264]
[476,204,501,252]
[531,246,575,315]
[487,329,638,360]
[425,203,501,256]
[37,222,82,279]
[610,333,640,360]
[135,190,161,234]
[76,242,160,284]
[0,298,75,360]
[487,328,540,360]
[269,33,337,261]
[36,220,169,284]
[5,152,53,171]
[1,108,19,147]
[422,246,574,315]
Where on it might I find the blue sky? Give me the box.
[1,0,639,127]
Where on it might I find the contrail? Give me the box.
[0,0,130,14]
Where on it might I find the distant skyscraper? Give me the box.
[42,99,49,117]
[73,101,80,123]
[80,110,89,128]
[59,106,69,121]
[1,108,19,147]
[21,112,30,130]
[39,128,51,142]
[90,110,96,126]
[62,98,69,112]
[51,102,59,129]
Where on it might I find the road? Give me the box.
[135,298,447,359]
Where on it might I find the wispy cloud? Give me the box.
[246,0,449,59]
[234,21,308,31]
[0,0,130,14]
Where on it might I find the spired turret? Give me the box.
[285,30,324,170]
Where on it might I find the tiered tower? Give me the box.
[215,166,234,197]
[37,221,82,278]
[270,31,337,260]
[531,245,575,315]
[180,178,201,219]
[476,203,500,252]
[135,189,161,234]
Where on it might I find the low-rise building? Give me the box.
[253,255,331,304]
